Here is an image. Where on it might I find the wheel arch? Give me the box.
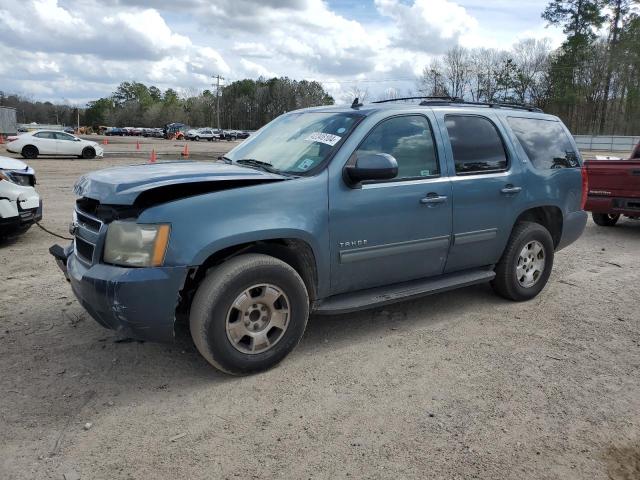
[512,205,563,248]
[178,237,319,321]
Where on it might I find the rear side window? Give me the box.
[34,132,55,139]
[507,117,579,169]
[356,115,440,179]
[445,115,508,175]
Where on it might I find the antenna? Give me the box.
[351,97,363,109]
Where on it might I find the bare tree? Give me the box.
[417,58,448,96]
[443,46,471,99]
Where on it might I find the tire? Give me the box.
[21,145,38,159]
[491,221,555,301]
[81,147,96,159]
[592,213,619,227]
[189,254,309,375]
[194,136,200,142]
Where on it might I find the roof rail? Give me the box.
[371,96,543,113]
[372,96,456,104]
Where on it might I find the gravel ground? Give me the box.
[1,141,639,479]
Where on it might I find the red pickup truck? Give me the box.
[584,141,640,226]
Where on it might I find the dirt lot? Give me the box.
[1,139,639,479]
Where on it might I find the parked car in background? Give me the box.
[6,130,104,159]
[584,141,640,226]
[0,156,42,238]
[64,126,75,134]
[105,127,125,136]
[52,99,587,375]
[186,128,219,141]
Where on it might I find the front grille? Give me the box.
[76,210,101,231]
[75,236,95,262]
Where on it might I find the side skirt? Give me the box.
[313,267,495,315]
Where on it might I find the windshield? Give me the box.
[224,112,362,174]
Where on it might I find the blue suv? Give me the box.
[51,98,587,375]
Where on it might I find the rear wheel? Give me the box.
[21,145,38,159]
[491,222,554,301]
[189,254,309,375]
[194,136,200,141]
[81,147,96,159]
[592,213,619,227]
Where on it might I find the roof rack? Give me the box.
[372,96,455,104]
[371,96,543,113]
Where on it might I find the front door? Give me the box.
[329,114,452,294]
[54,132,80,156]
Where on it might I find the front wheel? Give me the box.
[592,213,620,227]
[81,147,96,159]
[189,254,309,375]
[491,222,554,301]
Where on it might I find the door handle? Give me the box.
[500,185,522,194]
[420,194,448,205]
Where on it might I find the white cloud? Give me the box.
[375,0,478,53]
[0,0,568,104]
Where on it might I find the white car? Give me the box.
[6,130,104,159]
[0,156,42,238]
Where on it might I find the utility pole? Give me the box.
[212,74,224,131]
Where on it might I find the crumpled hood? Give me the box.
[0,155,35,175]
[73,160,287,205]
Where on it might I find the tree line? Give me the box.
[417,0,640,135]
[83,77,334,131]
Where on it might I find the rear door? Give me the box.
[32,132,58,154]
[436,112,525,273]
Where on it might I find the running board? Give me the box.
[314,268,495,315]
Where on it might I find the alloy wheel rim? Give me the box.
[225,284,290,354]
[516,240,546,288]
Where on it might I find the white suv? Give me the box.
[6,130,104,159]
[0,156,42,238]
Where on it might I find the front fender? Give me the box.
[138,172,331,296]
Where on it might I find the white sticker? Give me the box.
[298,158,315,170]
[305,132,341,146]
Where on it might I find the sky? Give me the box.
[0,0,566,106]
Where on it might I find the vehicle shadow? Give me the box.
[298,282,499,353]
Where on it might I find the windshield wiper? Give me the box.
[218,155,232,164]
[235,159,280,174]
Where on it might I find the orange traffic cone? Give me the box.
[136,140,140,150]
[181,143,189,159]
[103,138,108,145]
[149,149,157,163]
[0,135,4,145]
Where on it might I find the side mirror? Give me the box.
[74,138,81,141]
[344,153,398,186]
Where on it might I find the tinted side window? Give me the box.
[55,132,75,141]
[34,132,55,139]
[507,117,579,169]
[355,115,439,180]
[445,115,508,175]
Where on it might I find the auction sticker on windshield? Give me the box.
[305,132,341,146]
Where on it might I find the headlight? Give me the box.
[104,221,170,267]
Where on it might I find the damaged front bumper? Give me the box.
[50,244,189,342]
